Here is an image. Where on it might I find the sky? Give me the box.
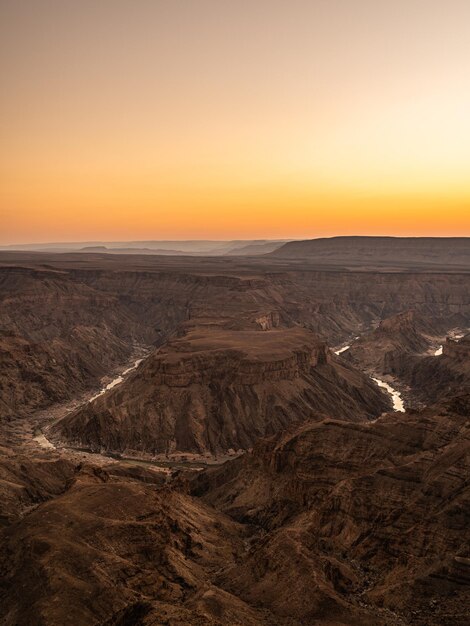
[1,0,470,244]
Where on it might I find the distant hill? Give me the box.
[224,241,288,256]
[1,239,289,257]
[80,246,192,255]
[269,236,470,269]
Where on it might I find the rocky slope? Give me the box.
[0,450,395,626]
[0,463,260,626]
[2,393,467,626]
[2,253,469,441]
[51,324,389,455]
[0,267,168,419]
[193,393,470,626]
[0,264,276,419]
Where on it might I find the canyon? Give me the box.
[0,238,469,625]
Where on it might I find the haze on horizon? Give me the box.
[1,0,470,245]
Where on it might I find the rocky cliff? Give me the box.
[0,464,261,626]
[2,393,468,626]
[345,308,470,404]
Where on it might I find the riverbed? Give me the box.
[371,377,405,412]
[333,340,406,412]
[88,357,144,402]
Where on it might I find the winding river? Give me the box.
[89,358,144,402]
[371,377,405,412]
[334,344,405,412]
[34,355,146,451]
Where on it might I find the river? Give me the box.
[334,345,350,355]
[371,377,405,412]
[88,358,144,402]
[333,341,405,412]
[32,355,146,453]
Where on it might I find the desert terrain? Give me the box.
[0,238,469,625]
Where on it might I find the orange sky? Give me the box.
[1,0,470,244]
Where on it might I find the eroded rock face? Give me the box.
[0,267,184,419]
[341,309,437,375]
[0,456,396,626]
[2,394,468,626]
[0,451,76,524]
[193,393,470,626]
[0,328,131,420]
[51,325,389,455]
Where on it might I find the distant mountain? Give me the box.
[79,246,193,255]
[224,241,288,256]
[270,236,470,268]
[0,240,238,252]
[1,239,290,256]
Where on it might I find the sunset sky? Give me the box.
[1,0,470,244]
